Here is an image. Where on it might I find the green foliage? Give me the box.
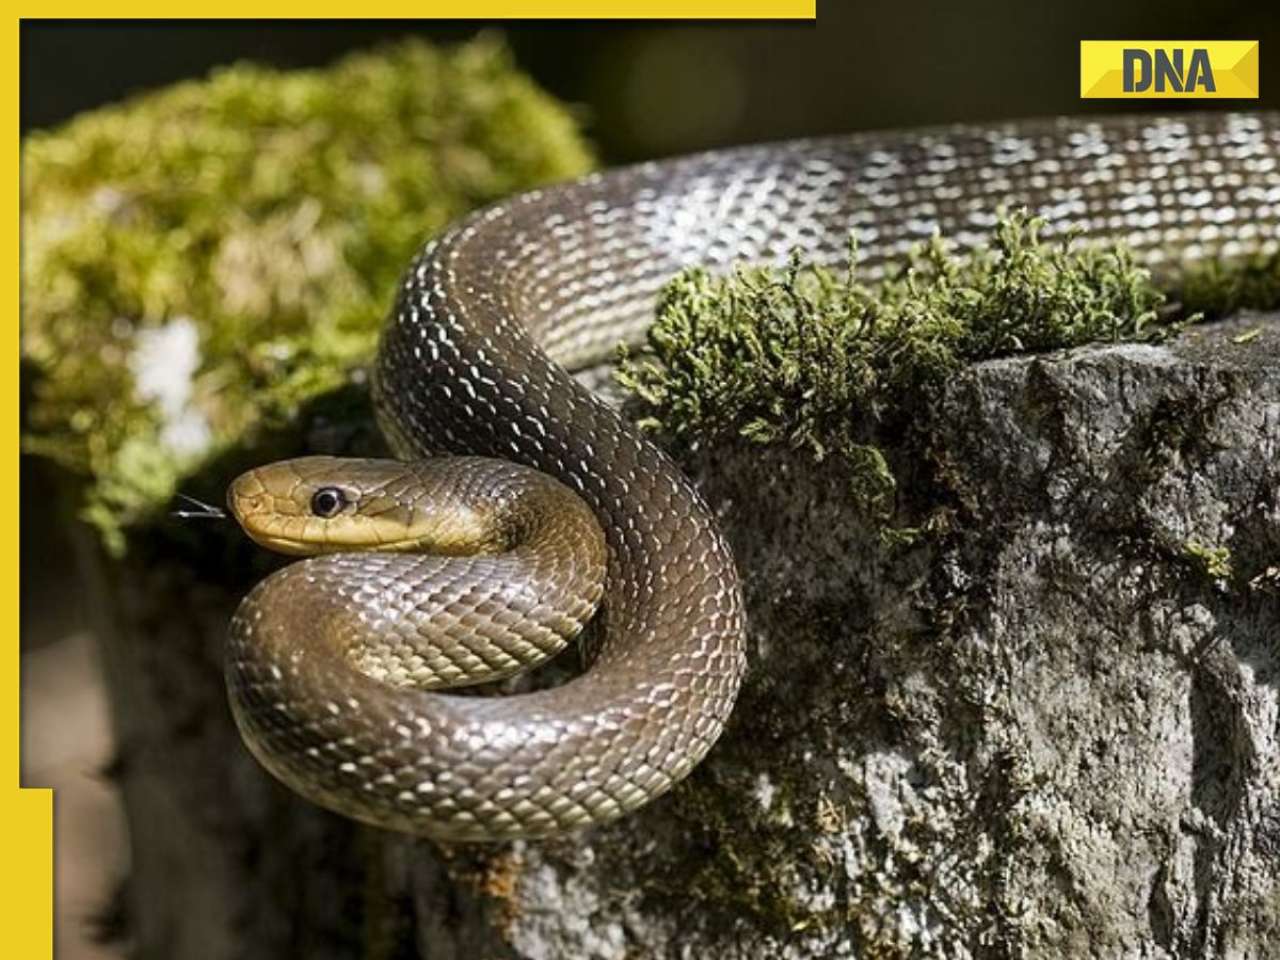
[22,36,594,552]
[618,212,1173,507]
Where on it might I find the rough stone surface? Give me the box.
[409,312,1280,959]
[84,313,1278,959]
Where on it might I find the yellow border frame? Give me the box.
[11,8,815,955]
[12,16,52,953]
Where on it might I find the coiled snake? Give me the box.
[226,113,1279,841]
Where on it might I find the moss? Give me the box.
[1183,540,1234,581]
[617,212,1174,512]
[653,773,818,930]
[21,36,594,553]
[1178,249,1280,318]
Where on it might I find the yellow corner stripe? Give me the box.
[1081,41,1259,99]
[12,9,51,952]
[390,1,816,13]
[20,1,815,14]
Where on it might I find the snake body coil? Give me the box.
[228,113,1279,841]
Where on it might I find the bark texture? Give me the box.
[87,313,1279,958]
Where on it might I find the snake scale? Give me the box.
[226,112,1279,841]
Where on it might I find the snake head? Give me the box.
[227,455,505,557]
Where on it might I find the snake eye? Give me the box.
[310,486,348,518]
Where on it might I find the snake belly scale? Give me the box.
[226,113,1279,841]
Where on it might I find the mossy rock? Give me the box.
[618,214,1280,531]
[21,36,594,552]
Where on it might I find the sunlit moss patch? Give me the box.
[22,36,594,552]
[618,212,1187,508]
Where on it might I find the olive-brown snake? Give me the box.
[226,113,1279,841]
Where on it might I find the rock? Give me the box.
[411,311,1279,959]
[74,312,1278,959]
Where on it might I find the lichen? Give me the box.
[617,212,1174,513]
[21,35,594,553]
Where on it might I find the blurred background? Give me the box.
[23,7,1280,158]
[20,9,1280,959]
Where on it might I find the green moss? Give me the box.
[618,212,1173,509]
[1183,540,1234,581]
[1178,249,1280,318]
[22,36,594,552]
[652,773,820,931]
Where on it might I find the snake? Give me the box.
[225,112,1280,842]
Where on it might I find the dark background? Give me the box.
[21,4,1280,166]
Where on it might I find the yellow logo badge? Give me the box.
[1080,41,1259,99]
